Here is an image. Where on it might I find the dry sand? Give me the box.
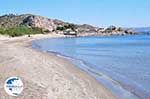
[0,34,116,99]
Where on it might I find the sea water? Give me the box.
[32,34,150,99]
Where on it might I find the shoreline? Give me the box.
[33,37,140,99]
[0,34,116,99]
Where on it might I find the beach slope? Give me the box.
[0,34,115,99]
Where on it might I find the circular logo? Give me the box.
[4,76,23,96]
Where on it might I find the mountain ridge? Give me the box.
[0,14,136,36]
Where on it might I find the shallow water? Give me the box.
[32,34,150,99]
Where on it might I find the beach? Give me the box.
[0,34,115,99]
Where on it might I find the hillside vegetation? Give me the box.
[0,26,43,37]
[0,14,50,37]
[0,14,136,37]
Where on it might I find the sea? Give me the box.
[32,34,150,99]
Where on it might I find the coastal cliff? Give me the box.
[0,14,136,37]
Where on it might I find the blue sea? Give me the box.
[32,34,150,99]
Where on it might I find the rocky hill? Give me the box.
[0,14,136,36]
[0,14,58,31]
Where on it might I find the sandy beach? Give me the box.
[0,34,116,99]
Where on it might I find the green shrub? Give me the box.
[56,24,76,31]
[56,26,66,31]
[0,26,44,37]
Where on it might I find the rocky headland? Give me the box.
[0,14,136,37]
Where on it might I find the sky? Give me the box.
[0,0,150,27]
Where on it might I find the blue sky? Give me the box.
[0,0,150,27]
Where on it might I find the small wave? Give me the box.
[46,50,139,99]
